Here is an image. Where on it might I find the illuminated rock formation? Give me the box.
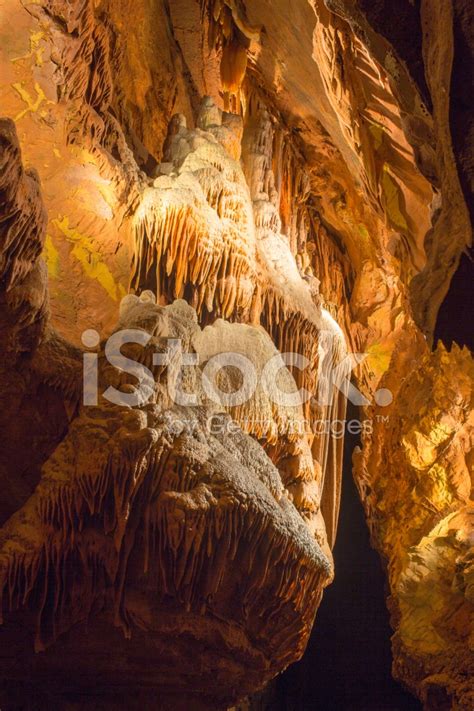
[0,0,472,708]
[0,121,339,707]
[354,343,474,709]
[0,293,332,708]
[192,317,345,557]
[131,100,257,320]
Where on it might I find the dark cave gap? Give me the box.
[265,401,421,711]
[434,251,474,350]
[261,249,474,710]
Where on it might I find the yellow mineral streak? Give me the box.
[43,234,60,278]
[12,81,51,121]
[53,216,126,301]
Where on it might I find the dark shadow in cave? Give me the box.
[434,251,473,350]
[267,402,422,711]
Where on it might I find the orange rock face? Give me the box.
[354,343,474,709]
[0,0,472,708]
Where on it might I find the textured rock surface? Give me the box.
[0,294,332,708]
[0,0,472,708]
[0,120,338,708]
[354,343,474,710]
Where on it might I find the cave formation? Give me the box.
[0,0,472,709]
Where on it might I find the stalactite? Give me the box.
[271,128,312,256]
[130,98,351,559]
[131,103,256,320]
[312,309,349,548]
[192,309,348,560]
[131,98,347,417]
[202,0,261,105]
[240,100,326,409]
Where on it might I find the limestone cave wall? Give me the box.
[0,0,472,709]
